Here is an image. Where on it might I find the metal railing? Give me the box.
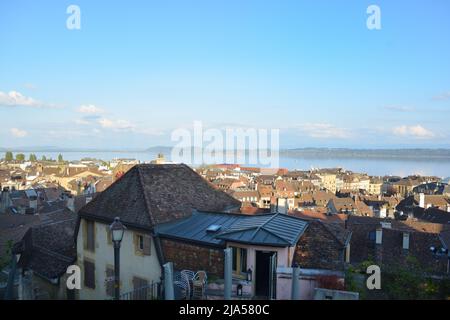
[117,281,161,300]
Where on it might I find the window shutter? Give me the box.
[84,260,95,289]
[143,235,151,255]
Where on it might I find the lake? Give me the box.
[13,151,450,178]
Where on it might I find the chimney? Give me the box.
[29,198,37,211]
[402,232,410,250]
[277,198,288,214]
[66,196,75,212]
[375,227,383,245]
[419,193,425,208]
[380,221,391,229]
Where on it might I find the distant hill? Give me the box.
[280,148,450,160]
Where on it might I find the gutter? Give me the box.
[153,234,166,280]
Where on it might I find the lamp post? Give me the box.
[110,217,126,300]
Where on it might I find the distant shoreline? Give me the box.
[2,147,450,161]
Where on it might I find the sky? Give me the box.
[0,0,450,149]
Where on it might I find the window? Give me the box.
[134,233,151,256]
[368,231,376,242]
[83,260,95,289]
[85,220,95,252]
[138,235,144,251]
[231,247,248,276]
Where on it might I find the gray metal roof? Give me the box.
[216,213,308,247]
[155,211,244,247]
[155,211,309,247]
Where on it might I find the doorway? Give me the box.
[255,251,277,299]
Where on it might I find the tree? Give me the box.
[29,153,37,162]
[15,153,25,161]
[41,155,47,161]
[4,151,13,162]
[58,154,64,163]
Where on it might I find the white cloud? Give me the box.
[23,83,38,90]
[96,117,165,136]
[136,127,166,136]
[392,125,435,139]
[0,90,56,108]
[383,105,415,112]
[433,91,450,101]
[77,104,105,114]
[74,118,91,125]
[98,118,135,130]
[10,128,28,138]
[295,123,351,139]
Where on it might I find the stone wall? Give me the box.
[160,239,224,277]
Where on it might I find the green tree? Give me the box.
[15,153,25,161]
[4,151,13,162]
[29,153,37,162]
[58,154,64,163]
[0,240,13,270]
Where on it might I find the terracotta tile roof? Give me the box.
[79,164,241,229]
[289,209,346,222]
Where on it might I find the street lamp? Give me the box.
[246,268,252,282]
[110,217,126,300]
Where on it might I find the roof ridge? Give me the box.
[136,165,156,227]
[250,213,280,240]
[38,216,76,227]
[34,245,74,263]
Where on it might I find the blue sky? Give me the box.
[0,0,449,149]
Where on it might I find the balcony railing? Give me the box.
[116,281,161,300]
